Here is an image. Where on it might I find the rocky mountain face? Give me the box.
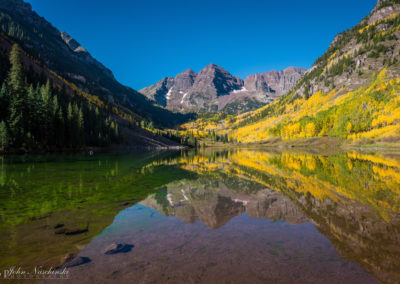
[0,0,188,128]
[61,31,88,54]
[185,64,244,112]
[291,0,400,98]
[140,64,306,114]
[258,67,307,96]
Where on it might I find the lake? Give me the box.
[0,149,399,283]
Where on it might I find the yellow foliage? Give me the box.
[348,124,400,141]
[358,13,400,34]
[180,67,400,144]
[305,122,316,137]
[346,122,353,135]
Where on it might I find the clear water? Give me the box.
[1,149,399,283]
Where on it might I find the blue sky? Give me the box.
[26,0,377,89]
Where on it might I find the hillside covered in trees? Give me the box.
[0,43,121,152]
[0,0,195,152]
[0,0,190,129]
[179,0,400,146]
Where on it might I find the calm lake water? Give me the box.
[0,149,400,283]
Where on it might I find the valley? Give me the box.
[177,0,400,148]
[1,1,400,283]
[2,0,400,152]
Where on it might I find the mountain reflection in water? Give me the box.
[1,149,400,283]
[140,179,309,228]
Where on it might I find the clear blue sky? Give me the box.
[26,0,377,90]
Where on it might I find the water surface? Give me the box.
[1,149,400,283]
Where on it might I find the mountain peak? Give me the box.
[200,63,233,77]
[203,63,225,71]
[179,68,197,76]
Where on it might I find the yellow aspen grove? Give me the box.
[305,122,316,137]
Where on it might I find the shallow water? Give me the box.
[1,149,400,283]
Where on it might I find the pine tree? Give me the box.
[8,44,25,96]
[31,84,43,144]
[7,44,28,148]
[67,103,74,148]
[0,83,8,121]
[52,95,58,116]
[77,107,84,147]
[8,105,23,148]
[0,83,7,97]
[55,108,65,148]
[113,122,119,141]
[0,121,8,150]
[41,80,52,107]
[26,85,36,142]
[0,43,126,152]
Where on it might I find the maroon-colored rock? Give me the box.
[139,64,306,114]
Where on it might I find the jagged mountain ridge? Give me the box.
[139,64,306,114]
[183,0,400,144]
[0,0,189,128]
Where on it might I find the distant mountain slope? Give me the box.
[0,0,189,128]
[0,35,183,151]
[0,0,188,151]
[259,67,307,97]
[182,0,400,145]
[288,0,400,98]
[140,64,306,114]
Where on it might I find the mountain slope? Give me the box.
[182,0,400,145]
[140,64,306,114]
[0,0,188,151]
[0,0,189,128]
[0,36,183,151]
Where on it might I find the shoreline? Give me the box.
[197,137,400,152]
[0,145,188,156]
[3,138,400,156]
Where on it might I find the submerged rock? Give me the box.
[104,243,134,255]
[64,227,89,235]
[54,225,88,235]
[62,256,91,268]
[54,224,64,229]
